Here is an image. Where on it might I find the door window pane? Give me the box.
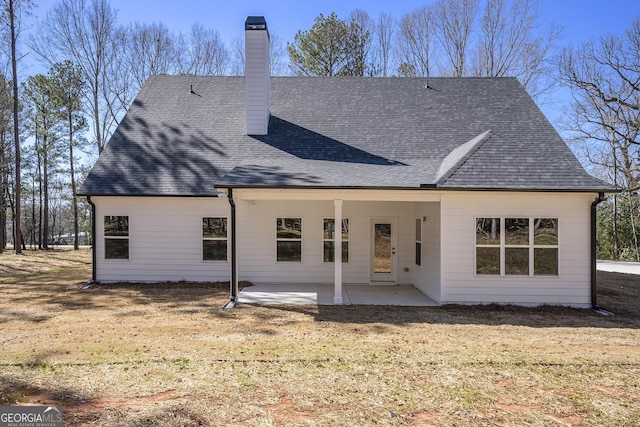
[374,223,391,273]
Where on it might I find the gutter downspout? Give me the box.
[591,192,610,313]
[223,188,238,309]
[87,196,97,284]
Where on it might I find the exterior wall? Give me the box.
[412,202,441,302]
[92,190,596,308]
[440,192,594,307]
[93,196,231,282]
[93,195,421,285]
[236,199,418,284]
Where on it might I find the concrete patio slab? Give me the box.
[238,283,439,306]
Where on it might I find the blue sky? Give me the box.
[30,0,638,49]
[26,0,639,127]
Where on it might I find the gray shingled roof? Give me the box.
[79,75,613,196]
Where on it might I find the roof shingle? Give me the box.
[79,75,614,195]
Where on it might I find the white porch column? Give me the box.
[334,199,343,304]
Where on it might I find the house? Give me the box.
[79,16,615,308]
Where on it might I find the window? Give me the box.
[203,217,227,261]
[476,217,558,276]
[277,218,302,262]
[476,218,500,274]
[505,218,529,275]
[533,218,559,275]
[104,216,129,259]
[323,218,349,262]
[415,218,422,266]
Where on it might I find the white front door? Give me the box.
[371,218,397,283]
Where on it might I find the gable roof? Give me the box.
[79,75,613,196]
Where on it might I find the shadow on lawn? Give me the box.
[3,267,638,329]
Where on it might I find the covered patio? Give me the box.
[238,283,440,306]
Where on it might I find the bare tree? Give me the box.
[30,0,118,155]
[268,33,288,76]
[435,0,479,77]
[116,21,175,90]
[473,0,561,99]
[175,22,230,76]
[373,12,395,77]
[346,9,373,76]
[560,18,640,260]
[396,6,438,77]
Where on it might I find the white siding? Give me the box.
[412,202,441,302]
[245,28,270,135]
[92,190,597,307]
[440,192,594,307]
[236,200,418,284]
[94,197,231,282]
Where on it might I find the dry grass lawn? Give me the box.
[0,248,639,426]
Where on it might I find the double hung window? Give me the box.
[104,216,129,259]
[277,218,302,262]
[203,217,228,261]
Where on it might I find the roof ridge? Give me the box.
[435,130,492,185]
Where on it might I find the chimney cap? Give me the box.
[245,16,267,31]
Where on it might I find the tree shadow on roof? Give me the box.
[251,116,406,166]
[218,164,323,186]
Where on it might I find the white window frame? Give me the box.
[475,217,559,277]
[202,217,228,262]
[276,217,303,262]
[104,215,129,260]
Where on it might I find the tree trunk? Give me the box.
[629,192,640,262]
[43,143,49,250]
[93,76,103,154]
[69,109,79,249]
[613,194,619,260]
[9,0,22,254]
[0,132,5,253]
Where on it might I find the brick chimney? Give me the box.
[245,16,270,135]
